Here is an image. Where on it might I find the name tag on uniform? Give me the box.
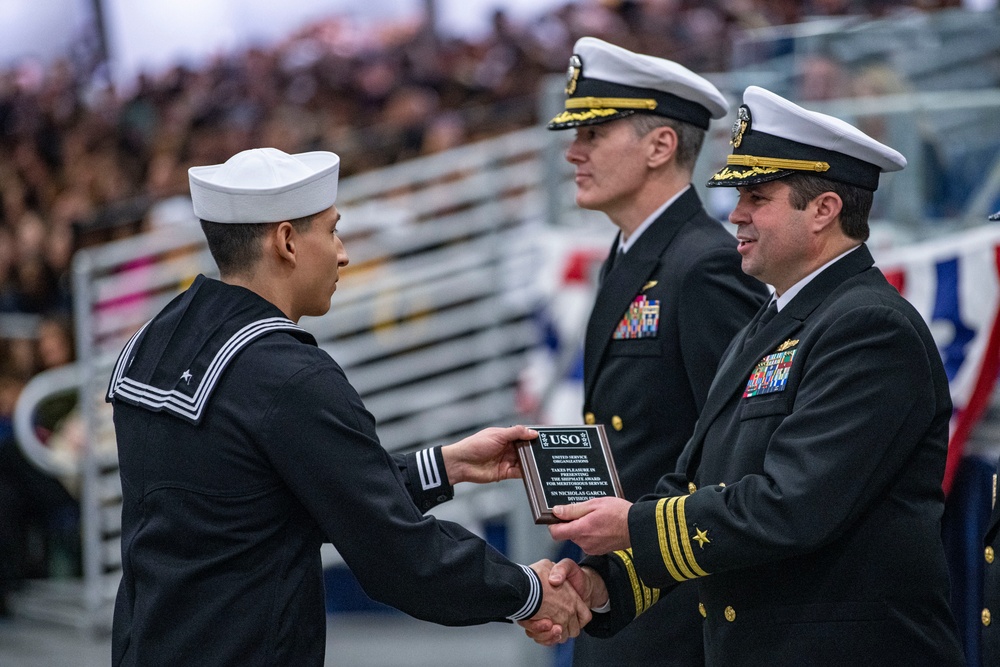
[743,349,796,397]
[613,295,660,339]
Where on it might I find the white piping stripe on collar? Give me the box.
[108,317,304,422]
[112,317,300,406]
[507,564,541,621]
[416,448,441,490]
[107,320,152,401]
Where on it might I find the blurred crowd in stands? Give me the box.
[0,0,982,610]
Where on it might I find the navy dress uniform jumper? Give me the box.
[573,186,766,666]
[107,275,541,667]
[582,246,965,666]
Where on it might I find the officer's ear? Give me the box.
[808,191,844,236]
[646,125,678,170]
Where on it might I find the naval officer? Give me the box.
[547,37,766,666]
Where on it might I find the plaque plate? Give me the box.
[516,425,624,524]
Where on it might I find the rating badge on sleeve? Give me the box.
[613,295,660,339]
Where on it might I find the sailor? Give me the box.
[107,147,589,666]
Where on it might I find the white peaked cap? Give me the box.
[189,148,340,224]
[549,36,728,130]
[708,86,905,191]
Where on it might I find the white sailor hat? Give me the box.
[548,37,728,131]
[707,86,905,192]
[188,148,340,224]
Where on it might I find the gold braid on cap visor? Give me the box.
[550,97,659,126]
[550,108,620,125]
[726,154,831,172]
[565,96,659,111]
[710,155,832,182]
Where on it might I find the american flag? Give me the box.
[877,224,1000,493]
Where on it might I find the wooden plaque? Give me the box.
[515,425,624,524]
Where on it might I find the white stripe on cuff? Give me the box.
[507,564,541,621]
[416,448,441,490]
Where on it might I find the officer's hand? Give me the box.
[548,497,632,555]
[547,559,608,611]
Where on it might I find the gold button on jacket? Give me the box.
[724,606,736,622]
[984,608,992,627]
[611,415,623,431]
[699,603,706,618]
[584,412,595,425]
[987,546,995,564]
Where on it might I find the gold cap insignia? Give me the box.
[565,54,582,96]
[731,105,750,148]
[776,339,799,352]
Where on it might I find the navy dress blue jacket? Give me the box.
[584,246,965,666]
[984,459,1000,665]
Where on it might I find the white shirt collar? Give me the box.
[774,244,861,311]
[617,185,691,254]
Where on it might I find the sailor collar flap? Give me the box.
[106,275,314,425]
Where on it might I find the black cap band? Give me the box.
[735,129,882,190]
[567,77,713,129]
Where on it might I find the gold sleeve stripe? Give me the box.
[566,96,658,111]
[665,498,698,580]
[726,154,830,172]
[612,549,660,617]
[655,498,688,582]
[613,549,646,615]
[626,549,656,614]
[675,496,710,577]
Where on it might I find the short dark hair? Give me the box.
[626,114,706,172]
[200,213,315,276]
[782,173,874,242]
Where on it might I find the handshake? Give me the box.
[520,558,608,646]
[519,497,632,646]
[516,496,634,645]
[442,427,635,644]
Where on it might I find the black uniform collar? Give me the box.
[107,275,315,424]
[585,188,704,397]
